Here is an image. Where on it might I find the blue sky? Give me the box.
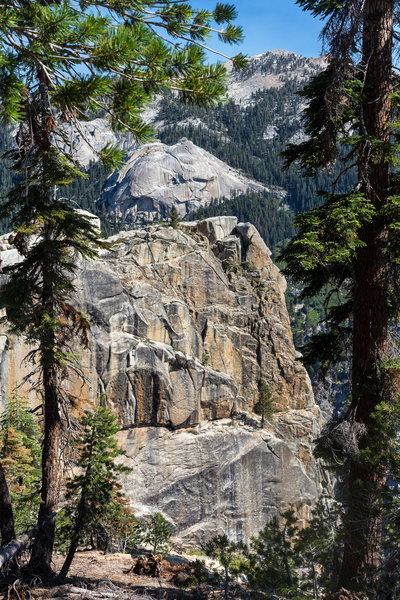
[192,0,325,60]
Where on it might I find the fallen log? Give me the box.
[0,512,57,570]
[47,585,155,600]
[57,586,122,598]
[0,526,39,570]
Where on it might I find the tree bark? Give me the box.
[339,0,393,589]
[28,364,62,575]
[0,461,15,546]
[59,490,88,579]
[0,527,38,570]
[28,83,63,575]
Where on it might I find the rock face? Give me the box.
[225,49,326,105]
[97,50,325,226]
[60,118,137,168]
[99,138,268,224]
[0,217,323,544]
[119,416,321,544]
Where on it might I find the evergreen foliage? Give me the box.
[280,0,400,591]
[0,50,354,246]
[169,208,180,230]
[204,534,243,600]
[253,380,273,428]
[0,125,12,235]
[203,501,344,599]
[294,498,344,598]
[58,407,133,578]
[245,510,299,598]
[157,82,355,217]
[59,161,112,226]
[142,512,174,556]
[0,388,41,534]
[0,128,112,236]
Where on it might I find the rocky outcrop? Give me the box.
[0,217,323,543]
[59,118,137,168]
[99,138,268,224]
[119,416,321,544]
[97,51,325,226]
[225,49,326,105]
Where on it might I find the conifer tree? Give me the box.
[254,380,273,427]
[0,388,41,536]
[142,512,173,556]
[293,498,344,598]
[58,407,130,578]
[281,0,400,590]
[170,207,180,229]
[205,534,241,600]
[244,510,298,598]
[0,0,244,573]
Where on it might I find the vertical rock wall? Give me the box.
[0,217,323,543]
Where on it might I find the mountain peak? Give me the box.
[256,48,302,58]
[226,49,326,104]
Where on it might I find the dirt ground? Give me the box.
[1,551,212,600]
[1,552,367,600]
[52,551,168,590]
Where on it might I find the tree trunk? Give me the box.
[339,0,393,589]
[29,365,62,575]
[282,525,295,588]
[28,98,63,574]
[59,492,87,579]
[311,561,319,600]
[0,527,38,570]
[0,461,15,546]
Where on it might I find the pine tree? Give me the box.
[0,389,41,535]
[97,489,139,554]
[293,497,344,599]
[254,380,273,428]
[280,0,400,590]
[244,510,299,598]
[142,512,173,556]
[0,388,41,470]
[169,208,180,230]
[58,407,131,578]
[205,534,242,600]
[0,0,244,573]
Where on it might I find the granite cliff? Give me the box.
[96,51,326,227]
[99,138,269,224]
[224,49,326,105]
[0,216,324,544]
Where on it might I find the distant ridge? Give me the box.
[225,49,327,104]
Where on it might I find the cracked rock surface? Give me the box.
[0,216,323,543]
[100,139,268,223]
